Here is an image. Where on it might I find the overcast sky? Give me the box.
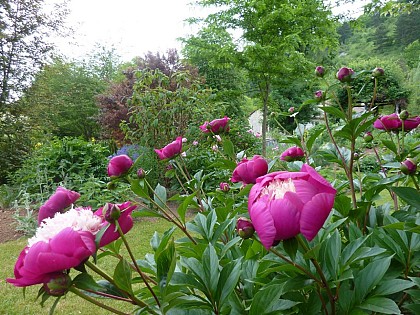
[47,0,368,62]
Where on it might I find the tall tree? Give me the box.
[0,0,68,108]
[188,0,338,155]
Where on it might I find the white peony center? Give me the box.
[260,178,296,200]
[28,207,103,248]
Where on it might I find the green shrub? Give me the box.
[11,137,113,207]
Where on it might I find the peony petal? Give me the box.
[300,193,335,241]
[293,179,319,203]
[269,197,300,240]
[249,199,277,250]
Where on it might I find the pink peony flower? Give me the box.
[38,187,80,225]
[107,154,133,177]
[373,113,402,131]
[280,146,305,162]
[154,137,183,160]
[7,208,102,287]
[94,201,136,247]
[199,116,230,134]
[231,155,268,185]
[248,164,336,249]
[402,116,420,131]
[336,67,355,82]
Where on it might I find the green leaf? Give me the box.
[217,258,242,307]
[373,279,415,296]
[283,237,298,261]
[203,244,220,296]
[154,183,167,208]
[156,238,176,296]
[129,178,150,199]
[381,140,398,155]
[340,235,369,268]
[306,125,326,153]
[323,230,341,280]
[249,284,284,315]
[113,259,133,294]
[177,192,197,223]
[72,273,103,291]
[222,139,235,160]
[319,105,347,121]
[354,256,392,303]
[389,186,420,209]
[359,297,401,314]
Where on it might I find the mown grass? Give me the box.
[0,218,176,315]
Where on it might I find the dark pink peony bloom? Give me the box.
[248,164,336,249]
[402,116,420,131]
[107,154,133,177]
[38,187,80,225]
[7,208,100,287]
[336,67,355,82]
[199,116,230,134]
[94,202,136,247]
[155,137,183,160]
[231,155,268,185]
[373,113,402,131]
[280,146,305,162]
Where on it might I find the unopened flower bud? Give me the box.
[288,107,295,113]
[364,131,373,143]
[107,155,133,178]
[314,90,323,102]
[236,217,255,239]
[107,182,116,190]
[219,182,230,192]
[43,273,72,297]
[399,110,409,121]
[137,168,145,179]
[104,203,121,223]
[353,153,360,161]
[372,67,384,77]
[315,66,325,78]
[336,67,355,83]
[400,158,417,175]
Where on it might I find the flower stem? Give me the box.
[68,287,130,315]
[268,247,322,286]
[84,260,148,309]
[115,221,161,307]
[297,236,336,314]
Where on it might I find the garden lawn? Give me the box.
[0,218,175,315]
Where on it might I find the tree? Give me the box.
[97,50,201,143]
[19,58,109,140]
[188,0,338,155]
[0,0,69,108]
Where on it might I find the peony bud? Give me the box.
[372,67,384,77]
[336,67,355,83]
[43,273,72,297]
[219,182,230,192]
[353,153,360,161]
[107,182,116,190]
[315,66,325,78]
[399,110,409,121]
[364,131,373,143]
[400,158,417,175]
[236,217,255,239]
[314,90,323,102]
[288,107,295,113]
[104,203,121,223]
[137,168,145,179]
[107,155,133,177]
